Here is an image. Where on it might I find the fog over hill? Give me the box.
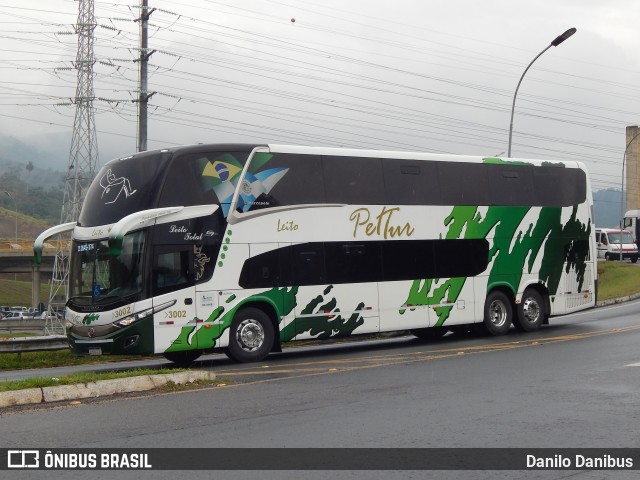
[0,133,70,172]
[0,132,130,172]
[593,188,625,229]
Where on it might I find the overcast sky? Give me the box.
[1,0,639,193]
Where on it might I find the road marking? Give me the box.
[625,362,640,367]
[213,325,640,380]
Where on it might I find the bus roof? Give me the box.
[112,143,586,170]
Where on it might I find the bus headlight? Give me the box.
[114,300,176,328]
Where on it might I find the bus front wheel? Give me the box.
[483,291,512,335]
[226,307,275,363]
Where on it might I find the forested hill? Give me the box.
[0,161,64,229]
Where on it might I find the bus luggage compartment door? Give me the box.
[290,242,379,340]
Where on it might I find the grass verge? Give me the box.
[0,349,149,371]
[0,278,52,306]
[596,261,640,301]
[0,367,190,392]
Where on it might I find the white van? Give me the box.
[595,228,638,263]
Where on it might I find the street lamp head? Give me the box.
[550,27,577,47]
[507,27,577,157]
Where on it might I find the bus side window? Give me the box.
[382,159,440,205]
[153,249,192,294]
[323,156,385,205]
[438,163,489,205]
[325,242,381,284]
[292,243,326,286]
[487,165,535,206]
[241,153,325,213]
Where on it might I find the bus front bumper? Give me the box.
[67,318,154,356]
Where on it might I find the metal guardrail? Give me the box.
[0,335,68,354]
[0,318,68,355]
[0,239,65,254]
[0,318,47,335]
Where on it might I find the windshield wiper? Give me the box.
[98,294,129,305]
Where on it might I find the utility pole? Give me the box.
[46,0,99,334]
[136,0,156,152]
[625,126,640,213]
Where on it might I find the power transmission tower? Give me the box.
[45,0,99,335]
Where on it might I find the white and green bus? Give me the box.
[34,144,596,363]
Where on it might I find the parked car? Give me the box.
[4,310,33,320]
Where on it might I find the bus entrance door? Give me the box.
[152,246,199,354]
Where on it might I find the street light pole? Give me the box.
[507,27,577,157]
[4,191,17,243]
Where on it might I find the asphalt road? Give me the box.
[3,299,640,480]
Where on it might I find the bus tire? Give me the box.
[226,307,274,363]
[411,327,448,341]
[632,256,638,264]
[163,349,203,366]
[514,289,545,332]
[483,291,512,336]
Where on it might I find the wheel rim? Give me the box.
[522,296,541,324]
[235,318,265,352]
[488,299,508,328]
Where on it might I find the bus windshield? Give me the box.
[69,231,146,305]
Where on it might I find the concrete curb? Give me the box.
[0,370,216,408]
[596,292,640,307]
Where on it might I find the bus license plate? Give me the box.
[88,347,102,356]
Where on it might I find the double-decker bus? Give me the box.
[34,144,596,363]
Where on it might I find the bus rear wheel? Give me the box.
[514,289,545,332]
[225,307,274,363]
[483,291,512,335]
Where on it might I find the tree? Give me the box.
[25,161,34,193]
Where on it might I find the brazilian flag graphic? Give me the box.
[200,152,289,217]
